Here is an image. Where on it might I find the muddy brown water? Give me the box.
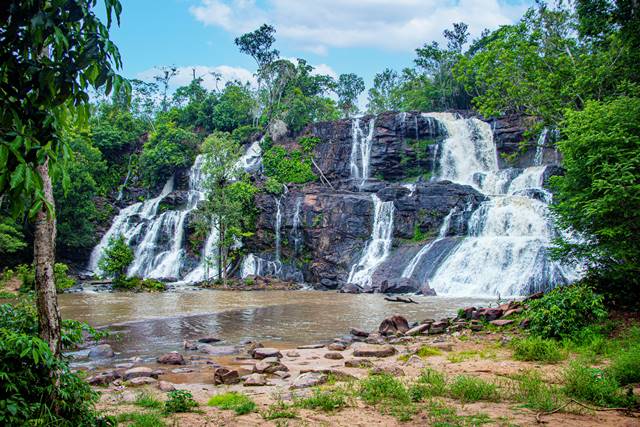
[58,290,492,364]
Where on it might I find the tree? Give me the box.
[335,73,365,118]
[154,65,178,112]
[234,24,279,69]
[98,234,134,282]
[367,68,402,113]
[0,0,127,356]
[550,97,640,300]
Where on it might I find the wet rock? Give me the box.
[290,372,327,389]
[503,307,524,317]
[286,351,300,358]
[327,342,347,351]
[340,283,363,294]
[379,315,410,336]
[158,381,175,392]
[157,352,185,365]
[198,344,238,356]
[183,340,198,350]
[405,323,429,336]
[350,328,369,338]
[460,307,476,320]
[324,352,344,360]
[428,321,448,334]
[297,343,325,349]
[244,373,267,386]
[198,336,222,343]
[252,347,282,359]
[490,319,515,327]
[88,344,114,359]
[419,282,437,296]
[128,377,157,386]
[213,367,241,385]
[352,343,396,358]
[379,277,419,294]
[124,367,155,380]
[254,357,288,374]
[87,371,119,385]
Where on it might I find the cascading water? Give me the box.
[291,197,303,255]
[350,117,375,188]
[274,196,283,262]
[347,195,395,288]
[534,128,548,166]
[408,112,579,297]
[240,253,282,278]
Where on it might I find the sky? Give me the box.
[107,0,533,93]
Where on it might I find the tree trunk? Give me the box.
[34,159,62,356]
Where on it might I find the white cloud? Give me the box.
[136,65,257,90]
[189,0,529,54]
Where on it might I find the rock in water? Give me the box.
[88,344,114,359]
[350,328,369,338]
[251,347,282,359]
[213,367,240,385]
[157,352,185,365]
[378,315,410,335]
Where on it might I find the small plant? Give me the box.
[116,412,166,427]
[416,368,447,397]
[295,388,347,412]
[208,392,256,415]
[562,362,629,407]
[265,176,285,195]
[608,345,640,386]
[359,373,410,405]
[262,400,297,420]
[98,234,134,284]
[164,390,197,414]
[510,370,560,412]
[298,135,321,153]
[510,336,565,363]
[425,400,492,426]
[134,391,163,409]
[449,375,499,403]
[415,345,442,358]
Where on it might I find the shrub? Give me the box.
[608,344,640,386]
[208,392,256,415]
[511,370,560,412]
[296,388,347,412]
[264,177,285,195]
[562,362,630,407]
[261,401,297,420]
[134,391,163,409]
[527,284,607,339]
[164,390,197,414]
[359,374,410,405]
[98,234,134,282]
[263,145,316,185]
[416,368,447,397]
[10,263,76,292]
[510,336,565,363]
[298,135,321,153]
[449,375,499,403]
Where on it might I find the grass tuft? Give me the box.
[116,412,166,427]
[134,392,163,409]
[262,400,297,420]
[510,370,560,412]
[562,361,630,407]
[608,343,640,386]
[449,375,499,403]
[208,392,256,415]
[359,374,410,405]
[510,336,565,363]
[295,387,347,412]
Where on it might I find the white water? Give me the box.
[291,197,303,255]
[347,195,395,288]
[274,196,283,262]
[534,128,548,166]
[415,113,579,297]
[350,117,375,188]
[240,253,282,278]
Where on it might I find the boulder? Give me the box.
[459,307,476,320]
[490,319,515,327]
[251,347,282,359]
[352,344,396,358]
[340,283,363,294]
[88,344,114,359]
[158,381,175,392]
[378,315,410,336]
[123,367,155,380]
[198,344,238,356]
[503,307,524,317]
[157,352,185,365]
[344,359,374,368]
[379,277,419,294]
[244,373,267,386]
[365,333,385,345]
[324,352,344,360]
[428,321,448,334]
[419,282,437,296]
[87,371,119,386]
[213,367,240,385]
[479,308,503,321]
[197,336,221,343]
[327,342,347,351]
[350,328,369,338]
[405,323,429,336]
[183,340,198,350]
[290,372,327,389]
[127,377,157,386]
[254,358,288,374]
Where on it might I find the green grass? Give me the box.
[0,291,17,299]
[608,343,640,386]
[295,387,347,412]
[424,400,492,426]
[449,375,499,403]
[510,336,565,363]
[562,361,630,407]
[208,392,257,415]
[447,349,497,363]
[134,392,163,409]
[399,345,442,362]
[116,412,166,427]
[510,370,560,412]
[262,401,297,420]
[415,368,447,397]
[358,374,410,406]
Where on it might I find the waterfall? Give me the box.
[274,196,282,262]
[350,117,375,188]
[407,113,580,297]
[401,207,456,279]
[240,253,282,278]
[347,195,395,288]
[291,197,303,255]
[533,128,548,166]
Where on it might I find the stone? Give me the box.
[365,333,385,345]
[245,341,263,354]
[213,367,241,385]
[378,315,410,336]
[428,321,448,334]
[419,282,437,296]
[405,323,429,336]
[379,277,419,294]
[297,343,325,349]
[123,367,155,380]
[88,344,114,359]
[327,342,347,351]
[127,377,157,386]
[286,351,300,358]
[324,352,344,360]
[198,344,238,356]
[430,342,453,352]
[183,340,198,350]
[490,319,515,327]
[158,381,175,392]
[115,363,134,369]
[460,307,476,320]
[251,347,282,359]
[503,307,524,317]
[254,358,288,374]
[300,368,358,381]
[243,373,267,386]
[480,308,504,321]
[171,367,194,374]
[350,328,369,338]
[274,371,291,379]
[157,352,185,365]
[352,344,396,358]
[87,371,118,385]
[340,283,363,294]
[403,355,424,366]
[198,336,222,343]
[290,372,327,389]
[344,359,374,368]
[469,321,483,331]
[371,366,405,376]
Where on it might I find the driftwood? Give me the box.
[384,296,418,304]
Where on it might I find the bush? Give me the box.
[98,234,134,282]
[527,284,607,339]
[510,336,565,363]
[264,177,285,195]
[9,263,76,292]
[448,375,499,403]
[296,388,347,412]
[416,368,447,397]
[511,370,560,412]
[608,344,640,386]
[298,135,321,153]
[208,392,256,415]
[261,401,297,420]
[359,374,410,405]
[562,362,630,407]
[263,146,316,185]
[114,277,166,292]
[164,390,197,414]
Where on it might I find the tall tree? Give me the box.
[335,73,365,118]
[0,0,127,355]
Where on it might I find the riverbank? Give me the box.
[82,304,640,426]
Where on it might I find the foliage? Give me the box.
[510,370,559,412]
[416,368,448,397]
[298,135,321,154]
[295,388,347,412]
[264,177,285,195]
[526,284,607,339]
[208,392,256,415]
[0,216,27,256]
[335,73,365,117]
[263,146,316,185]
[10,263,75,292]
[98,234,134,281]
[234,24,279,68]
[358,374,410,405]
[448,375,499,403]
[510,336,565,363]
[211,84,256,132]
[164,390,197,414]
[113,277,165,292]
[550,97,640,300]
[608,343,640,386]
[116,412,165,427]
[262,401,297,420]
[562,362,631,407]
[134,392,163,409]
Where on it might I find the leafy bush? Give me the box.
[608,344,640,386]
[298,135,321,153]
[295,388,347,411]
[164,390,197,414]
[448,375,499,403]
[359,374,410,405]
[9,263,76,292]
[231,125,260,144]
[511,370,559,412]
[263,146,316,185]
[510,336,565,363]
[527,284,607,339]
[416,368,447,397]
[98,234,134,282]
[208,392,256,415]
[562,362,630,407]
[264,177,285,195]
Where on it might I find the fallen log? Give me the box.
[384,296,418,304]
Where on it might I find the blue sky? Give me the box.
[107,0,533,92]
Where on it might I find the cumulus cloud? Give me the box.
[136,65,257,90]
[189,0,528,54]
